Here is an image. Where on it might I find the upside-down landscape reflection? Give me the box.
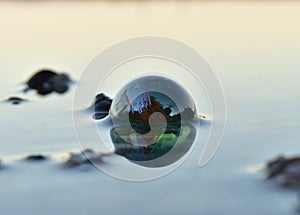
[108,76,198,167]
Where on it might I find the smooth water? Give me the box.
[0,1,299,215]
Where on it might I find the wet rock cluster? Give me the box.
[265,155,300,185]
[0,149,111,171]
[64,149,105,169]
[2,68,73,106]
[24,69,72,96]
[265,155,300,213]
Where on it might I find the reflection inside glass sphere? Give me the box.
[129,91,180,135]
[109,75,198,167]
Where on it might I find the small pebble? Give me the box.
[25,154,48,161]
[5,97,28,105]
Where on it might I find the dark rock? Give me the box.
[64,149,106,169]
[25,154,48,161]
[266,155,300,185]
[5,97,28,105]
[47,73,71,94]
[24,69,57,95]
[93,112,109,120]
[24,69,72,95]
[88,93,112,120]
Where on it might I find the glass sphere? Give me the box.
[109,75,197,166]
